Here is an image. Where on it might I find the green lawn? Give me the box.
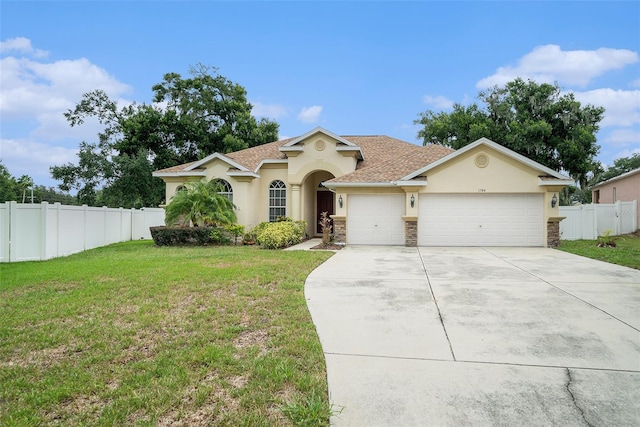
[558,232,640,270]
[0,241,334,426]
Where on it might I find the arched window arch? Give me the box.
[214,179,233,202]
[269,180,286,221]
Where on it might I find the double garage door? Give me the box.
[348,193,543,246]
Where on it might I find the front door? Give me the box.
[316,191,335,234]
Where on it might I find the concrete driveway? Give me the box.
[304,246,640,426]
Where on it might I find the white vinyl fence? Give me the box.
[0,202,165,263]
[559,200,638,240]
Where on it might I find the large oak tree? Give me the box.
[415,78,604,190]
[51,65,279,208]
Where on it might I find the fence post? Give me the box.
[83,205,88,251]
[1,202,11,262]
[40,202,48,261]
[614,201,621,236]
[55,202,61,258]
[130,208,135,241]
[103,206,108,246]
[8,201,17,262]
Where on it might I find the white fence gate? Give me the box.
[0,202,165,263]
[559,200,638,240]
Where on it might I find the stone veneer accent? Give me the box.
[405,220,418,247]
[547,219,561,248]
[332,217,346,244]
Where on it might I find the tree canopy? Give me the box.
[0,159,78,204]
[598,153,640,183]
[415,78,605,189]
[51,65,279,208]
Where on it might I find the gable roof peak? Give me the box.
[402,137,570,181]
[281,126,360,148]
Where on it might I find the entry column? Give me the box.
[290,184,301,220]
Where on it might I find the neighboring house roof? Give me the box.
[592,167,640,189]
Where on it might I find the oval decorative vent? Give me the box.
[315,139,326,151]
[474,153,489,168]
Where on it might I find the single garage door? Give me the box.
[348,194,405,245]
[418,194,544,246]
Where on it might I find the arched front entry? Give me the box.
[301,171,335,236]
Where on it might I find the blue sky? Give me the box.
[1,1,639,189]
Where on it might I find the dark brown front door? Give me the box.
[316,191,335,234]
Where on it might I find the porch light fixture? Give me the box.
[551,194,558,208]
[410,194,415,208]
[338,195,343,208]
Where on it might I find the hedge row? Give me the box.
[150,226,231,246]
[254,220,306,249]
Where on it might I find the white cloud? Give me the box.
[0,38,132,144]
[251,101,288,119]
[572,89,640,127]
[423,95,453,110]
[297,105,323,123]
[0,56,131,119]
[0,37,49,58]
[477,44,638,89]
[0,138,78,184]
[602,129,640,148]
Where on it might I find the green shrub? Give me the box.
[255,221,306,249]
[150,226,230,246]
[225,224,245,245]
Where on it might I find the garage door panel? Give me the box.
[348,195,405,245]
[419,194,543,247]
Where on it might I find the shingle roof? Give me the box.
[153,135,453,183]
[154,161,203,174]
[327,144,454,183]
[226,138,292,171]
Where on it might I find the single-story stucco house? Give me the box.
[592,167,640,205]
[153,127,572,247]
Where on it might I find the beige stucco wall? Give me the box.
[593,172,640,204]
[287,136,359,184]
[247,165,288,228]
[422,146,543,194]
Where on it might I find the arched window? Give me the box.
[214,179,233,202]
[269,180,286,221]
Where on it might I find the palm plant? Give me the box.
[165,180,236,227]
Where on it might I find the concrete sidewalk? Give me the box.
[304,246,640,426]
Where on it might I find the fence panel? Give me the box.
[58,205,87,257]
[13,204,43,261]
[0,202,165,262]
[619,201,638,234]
[560,200,638,240]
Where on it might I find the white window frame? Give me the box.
[214,179,233,202]
[269,180,286,221]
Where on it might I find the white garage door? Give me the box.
[348,194,405,245]
[419,194,544,246]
